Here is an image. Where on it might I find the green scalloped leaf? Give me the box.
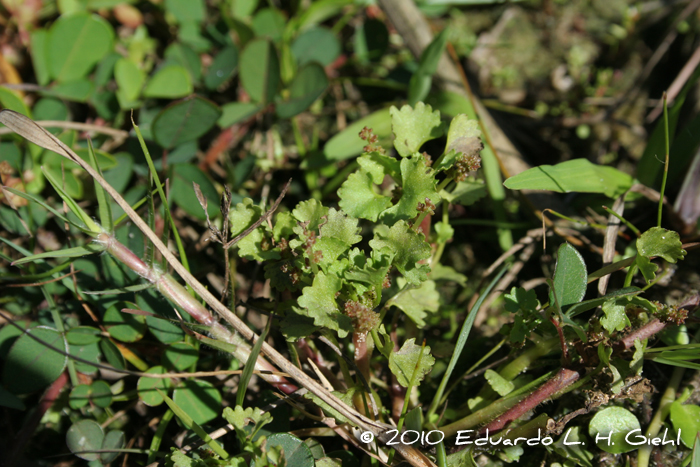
[390,103,443,158]
[380,154,440,224]
[369,220,431,285]
[297,271,352,338]
[389,338,435,388]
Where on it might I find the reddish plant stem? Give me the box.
[97,233,298,394]
[478,368,580,435]
[6,371,69,467]
[617,318,667,352]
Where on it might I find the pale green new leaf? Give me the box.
[223,406,273,433]
[381,154,440,224]
[358,152,400,180]
[389,279,439,327]
[390,103,443,158]
[369,220,431,285]
[297,271,352,337]
[389,338,435,388]
[601,298,630,333]
[484,369,515,396]
[435,115,482,172]
[434,221,453,244]
[551,243,587,310]
[637,227,686,263]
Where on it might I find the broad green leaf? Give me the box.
[321,108,392,163]
[337,168,392,222]
[276,63,329,119]
[205,46,238,89]
[297,0,352,29]
[46,79,94,102]
[600,298,631,333]
[30,30,50,86]
[380,154,440,224]
[297,272,352,338]
[104,302,147,342]
[169,163,219,220]
[70,340,100,374]
[100,338,126,370]
[369,220,431,285]
[165,0,205,23]
[48,13,114,82]
[137,365,170,406]
[172,379,222,425]
[484,369,515,396]
[33,97,69,123]
[89,380,113,408]
[240,39,280,104]
[636,254,659,283]
[671,402,700,448]
[0,87,31,117]
[303,387,358,424]
[503,159,634,198]
[389,338,435,388]
[291,27,341,67]
[354,18,389,64]
[218,102,261,127]
[152,96,221,148]
[162,342,199,371]
[142,65,193,99]
[389,279,439,327]
[390,103,443,158]
[100,430,125,464]
[0,322,26,360]
[66,420,104,461]
[267,433,314,467]
[637,227,686,263]
[551,243,587,310]
[589,407,640,454]
[292,199,329,232]
[252,8,286,42]
[114,58,145,107]
[2,326,68,394]
[408,29,448,105]
[67,326,101,345]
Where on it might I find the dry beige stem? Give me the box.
[0,109,435,467]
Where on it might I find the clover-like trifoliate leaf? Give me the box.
[637,227,686,263]
[389,279,439,327]
[390,103,443,158]
[601,298,630,333]
[314,209,362,264]
[380,154,440,224]
[504,287,539,314]
[297,271,352,337]
[338,169,392,222]
[389,338,435,388]
[369,220,431,285]
[229,199,279,261]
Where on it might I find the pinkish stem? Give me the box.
[97,233,297,394]
[479,368,580,435]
